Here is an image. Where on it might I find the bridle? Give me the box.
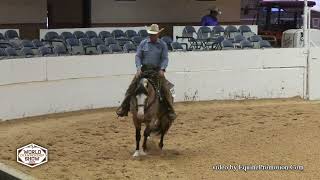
[136,78,158,112]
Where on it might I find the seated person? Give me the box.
[201,7,221,26]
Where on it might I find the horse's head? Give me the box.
[135,78,150,120]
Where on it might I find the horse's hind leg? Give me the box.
[133,127,141,157]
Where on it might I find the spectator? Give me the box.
[201,7,222,26]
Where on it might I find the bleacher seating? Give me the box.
[123,42,137,53]
[0,33,5,40]
[99,31,112,40]
[5,30,20,40]
[39,46,53,56]
[0,26,271,60]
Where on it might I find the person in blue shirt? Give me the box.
[201,7,221,26]
[116,24,177,121]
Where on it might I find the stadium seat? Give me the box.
[138,29,148,38]
[233,34,245,47]
[123,42,137,53]
[212,35,225,50]
[131,36,144,46]
[109,44,123,53]
[5,47,18,57]
[240,40,254,49]
[125,30,138,39]
[66,38,84,55]
[44,31,64,48]
[32,39,45,48]
[221,40,234,50]
[91,37,105,47]
[259,40,272,48]
[112,30,126,39]
[61,32,76,40]
[197,26,211,39]
[21,40,35,48]
[97,44,110,54]
[182,26,197,38]
[21,39,40,55]
[105,37,118,46]
[53,45,68,56]
[44,31,60,41]
[225,25,239,39]
[198,26,217,50]
[117,39,131,47]
[0,33,5,40]
[249,35,263,48]
[85,31,98,39]
[21,47,35,57]
[171,42,184,51]
[73,31,87,39]
[99,31,112,40]
[39,46,54,56]
[211,26,225,37]
[161,36,173,50]
[238,25,253,38]
[5,30,19,40]
[182,26,202,50]
[79,38,97,55]
[0,48,8,58]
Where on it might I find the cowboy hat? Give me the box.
[209,7,222,15]
[147,24,165,35]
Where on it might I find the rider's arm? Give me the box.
[135,42,144,70]
[160,42,169,70]
[201,16,207,26]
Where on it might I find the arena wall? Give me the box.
[91,0,241,24]
[309,47,320,100]
[0,0,46,24]
[0,48,311,120]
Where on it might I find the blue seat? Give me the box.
[259,40,272,48]
[5,30,19,40]
[61,32,76,40]
[99,31,112,40]
[123,43,137,53]
[240,40,254,49]
[73,31,87,39]
[125,30,138,39]
[85,31,98,39]
[5,47,18,56]
[97,45,110,54]
[39,46,54,56]
[138,29,148,38]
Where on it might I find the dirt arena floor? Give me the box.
[0,98,320,180]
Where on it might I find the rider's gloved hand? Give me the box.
[135,69,142,78]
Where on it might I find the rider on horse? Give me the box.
[116,24,177,121]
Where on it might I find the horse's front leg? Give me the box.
[133,127,141,157]
[142,124,151,154]
[159,131,165,150]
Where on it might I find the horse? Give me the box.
[130,70,174,157]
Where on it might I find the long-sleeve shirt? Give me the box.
[135,38,169,70]
[201,15,219,26]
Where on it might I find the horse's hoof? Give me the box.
[133,150,140,157]
[140,150,147,156]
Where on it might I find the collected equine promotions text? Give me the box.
[213,164,304,172]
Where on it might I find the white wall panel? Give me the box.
[0,47,312,120]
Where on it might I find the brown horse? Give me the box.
[130,74,174,157]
